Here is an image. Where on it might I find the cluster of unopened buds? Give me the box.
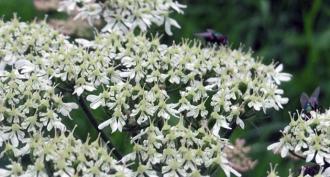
[0,0,294,176]
[224,139,257,173]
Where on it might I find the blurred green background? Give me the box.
[1,0,330,176]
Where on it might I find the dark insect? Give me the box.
[302,164,320,176]
[300,87,321,119]
[195,29,228,46]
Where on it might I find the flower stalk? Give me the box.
[77,96,122,159]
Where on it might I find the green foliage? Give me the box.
[0,0,38,21]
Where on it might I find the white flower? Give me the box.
[58,0,77,12]
[267,140,291,158]
[133,164,157,177]
[211,153,241,177]
[73,82,96,96]
[272,64,292,85]
[130,100,157,124]
[162,159,186,177]
[3,162,23,176]
[169,1,187,13]
[98,113,126,132]
[157,100,179,120]
[2,124,26,147]
[58,102,79,118]
[164,17,181,36]
[186,81,211,102]
[74,3,102,25]
[22,159,48,177]
[14,59,35,73]
[39,109,66,132]
[266,164,279,177]
[211,113,231,137]
[303,133,330,165]
[75,38,95,48]
[58,0,185,35]
[86,90,110,109]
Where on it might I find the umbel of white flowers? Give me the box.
[0,16,291,176]
[0,131,132,177]
[58,0,186,35]
[267,110,330,176]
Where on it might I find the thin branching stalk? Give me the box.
[77,96,123,159]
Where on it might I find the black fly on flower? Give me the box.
[300,87,322,119]
[195,29,228,46]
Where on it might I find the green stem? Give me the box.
[54,83,123,159]
[77,96,123,160]
[289,150,305,160]
[209,164,219,177]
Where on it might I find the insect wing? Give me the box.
[206,29,215,33]
[300,92,309,110]
[194,32,210,38]
[309,87,320,108]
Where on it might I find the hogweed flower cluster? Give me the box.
[268,110,330,176]
[0,17,291,176]
[0,18,78,150]
[58,0,186,35]
[34,0,92,35]
[0,0,292,176]
[0,132,129,177]
[124,120,241,177]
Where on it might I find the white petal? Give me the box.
[267,142,280,151]
[165,18,180,36]
[0,168,10,176]
[86,95,98,102]
[74,87,84,96]
[280,146,289,158]
[275,64,283,72]
[98,119,112,130]
[111,120,119,133]
[315,153,324,165]
[306,152,315,162]
[11,135,19,147]
[236,118,245,129]
[75,38,94,48]
[90,101,102,109]
[84,85,96,92]
[323,167,330,176]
